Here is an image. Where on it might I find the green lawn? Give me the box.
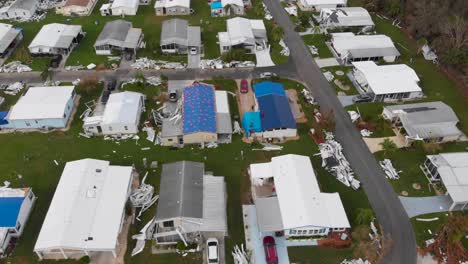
[344,102,395,138]
[302,34,333,58]
[0,78,374,264]
[288,246,354,264]
[321,66,359,96]
[373,141,468,197]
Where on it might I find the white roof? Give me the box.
[221,0,243,7]
[215,90,229,114]
[320,7,374,27]
[250,154,350,229]
[8,86,74,120]
[29,23,82,49]
[225,17,255,46]
[0,187,25,198]
[428,153,468,203]
[34,159,133,252]
[352,61,422,95]
[102,91,143,125]
[303,0,346,6]
[0,23,14,40]
[154,0,190,8]
[332,32,399,58]
[111,0,138,8]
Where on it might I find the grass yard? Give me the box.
[373,141,468,197]
[302,34,333,58]
[288,246,354,264]
[321,65,359,96]
[344,102,395,138]
[410,211,468,247]
[0,77,374,264]
[1,0,292,69]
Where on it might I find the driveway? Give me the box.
[338,95,354,107]
[315,58,340,68]
[187,53,200,68]
[362,135,407,153]
[202,232,226,264]
[399,196,454,218]
[255,48,275,67]
[263,0,417,263]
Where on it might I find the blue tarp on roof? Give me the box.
[210,1,222,9]
[258,94,297,131]
[183,84,217,134]
[0,197,24,227]
[0,112,8,126]
[253,82,287,98]
[242,112,262,137]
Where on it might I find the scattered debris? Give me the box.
[279,39,290,56]
[131,57,186,70]
[425,238,435,247]
[121,76,162,87]
[308,45,318,55]
[341,259,371,264]
[0,61,32,73]
[131,216,157,256]
[252,143,283,151]
[64,65,85,71]
[232,244,250,264]
[416,217,440,222]
[348,111,360,123]
[199,58,255,69]
[233,121,242,134]
[316,132,360,190]
[284,5,297,16]
[142,126,156,143]
[379,159,400,180]
[301,88,316,105]
[129,172,159,221]
[107,56,121,62]
[53,160,59,166]
[1,82,24,95]
[262,3,272,20]
[421,44,438,63]
[87,63,96,70]
[360,129,373,137]
[72,78,81,85]
[323,71,334,82]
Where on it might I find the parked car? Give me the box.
[263,236,279,264]
[49,54,62,68]
[352,94,372,103]
[206,238,219,264]
[101,90,111,104]
[260,72,277,79]
[106,79,116,91]
[240,79,249,93]
[169,90,178,102]
[190,47,198,55]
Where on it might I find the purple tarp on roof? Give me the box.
[183,84,217,134]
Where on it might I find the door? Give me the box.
[97,126,102,134]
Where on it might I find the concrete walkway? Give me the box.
[399,195,453,218]
[255,48,275,67]
[315,57,340,68]
[187,53,200,68]
[363,135,406,153]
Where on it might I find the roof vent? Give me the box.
[96,169,102,173]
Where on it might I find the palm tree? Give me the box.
[223,4,235,16]
[380,138,397,156]
[271,25,284,42]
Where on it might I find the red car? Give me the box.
[263,236,279,264]
[240,79,249,93]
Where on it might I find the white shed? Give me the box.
[83,91,144,136]
[100,0,139,16]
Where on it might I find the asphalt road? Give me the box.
[0,6,417,263]
[262,0,417,263]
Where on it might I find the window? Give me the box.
[308,230,313,234]
[297,230,302,235]
[16,222,21,231]
[63,113,66,118]
[289,230,296,235]
[168,139,173,142]
[25,122,31,127]
[28,191,33,200]
[35,120,38,124]
[124,126,128,131]
[163,221,174,227]
[109,126,113,131]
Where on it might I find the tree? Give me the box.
[385,0,401,18]
[271,25,284,42]
[135,71,146,87]
[223,4,235,16]
[434,16,468,65]
[380,138,397,156]
[298,12,310,28]
[354,208,375,225]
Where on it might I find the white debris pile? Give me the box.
[308,45,318,55]
[348,111,360,123]
[142,126,155,143]
[0,61,32,73]
[262,3,272,20]
[38,0,65,10]
[253,143,283,151]
[323,71,334,82]
[301,88,315,105]
[422,44,438,62]
[131,57,186,69]
[360,129,373,137]
[232,244,251,264]
[64,65,85,71]
[1,82,24,95]
[233,121,242,134]
[131,217,157,256]
[379,159,400,180]
[107,56,121,62]
[121,76,162,87]
[199,58,255,69]
[279,39,290,56]
[369,219,381,249]
[341,259,371,264]
[284,5,298,16]
[316,132,361,190]
[129,172,159,221]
